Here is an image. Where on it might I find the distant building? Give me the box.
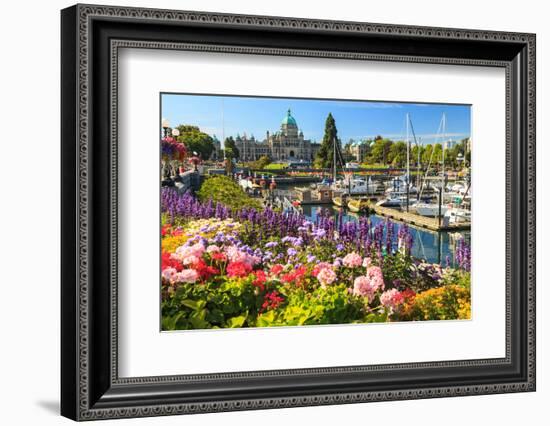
[444,139,458,150]
[465,137,472,153]
[348,139,372,163]
[231,109,321,162]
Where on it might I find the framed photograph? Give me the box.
[61,4,536,421]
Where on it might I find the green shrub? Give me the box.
[197,175,262,211]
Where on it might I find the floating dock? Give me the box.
[368,203,471,232]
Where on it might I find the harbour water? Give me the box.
[299,203,470,266]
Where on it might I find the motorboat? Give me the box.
[443,207,471,224]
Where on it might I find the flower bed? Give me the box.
[161,188,471,330]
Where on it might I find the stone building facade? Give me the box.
[233,109,320,162]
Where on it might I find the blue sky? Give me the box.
[161,93,471,146]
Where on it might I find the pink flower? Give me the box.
[362,257,371,268]
[342,252,363,268]
[380,289,404,310]
[366,266,385,292]
[312,262,332,277]
[175,269,199,284]
[352,275,375,298]
[188,242,205,257]
[317,267,337,287]
[225,246,248,263]
[172,242,205,264]
[206,245,220,254]
[182,255,199,266]
[161,267,178,284]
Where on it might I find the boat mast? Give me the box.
[442,113,446,197]
[333,135,337,183]
[417,137,421,193]
[406,113,410,211]
[221,98,225,162]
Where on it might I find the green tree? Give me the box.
[388,141,407,167]
[433,143,443,167]
[197,175,262,211]
[314,113,341,169]
[370,138,393,164]
[176,125,215,160]
[422,144,433,165]
[224,136,240,160]
[250,155,271,170]
[411,144,424,167]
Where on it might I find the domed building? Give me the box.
[233,109,320,162]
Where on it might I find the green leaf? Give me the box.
[226,314,247,328]
[257,310,276,327]
[162,311,185,330]
[181,299,199,310]
[181,299,206,311]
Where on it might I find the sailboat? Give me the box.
[377,113,419,209]
[414,113,451,218]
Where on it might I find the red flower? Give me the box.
[270,264,284,275]
[252,270,267,291]
[226,261,253,278]
[261,291,284,312]
[192,258,219,280]
[281,265,307,285]
[401,288,416,302]
[161,224,171,237]
[211,252,228,262]
[161,252,183,271]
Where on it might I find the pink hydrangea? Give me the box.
[366,266,385,292]
[380,289,404,310]
[317,267,337,287]
[342,252,363,268]
[362,257,371,268]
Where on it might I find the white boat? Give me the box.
[385,175,418,196]
[443,207,471,224]
[414,202,449,217]
[376,195,418,208]
[333,176,380,195]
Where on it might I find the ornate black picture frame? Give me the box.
[61,4,536,421]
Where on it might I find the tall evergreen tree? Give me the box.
[224,136,240,160]
[315,113,341,169]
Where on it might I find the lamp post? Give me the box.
[161,118,170,138]
[171,128,181,175]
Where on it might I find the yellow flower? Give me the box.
[405,285,471,321]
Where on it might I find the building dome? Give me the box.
[281,108,298,127]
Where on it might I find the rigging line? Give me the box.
[419,114,444,200]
